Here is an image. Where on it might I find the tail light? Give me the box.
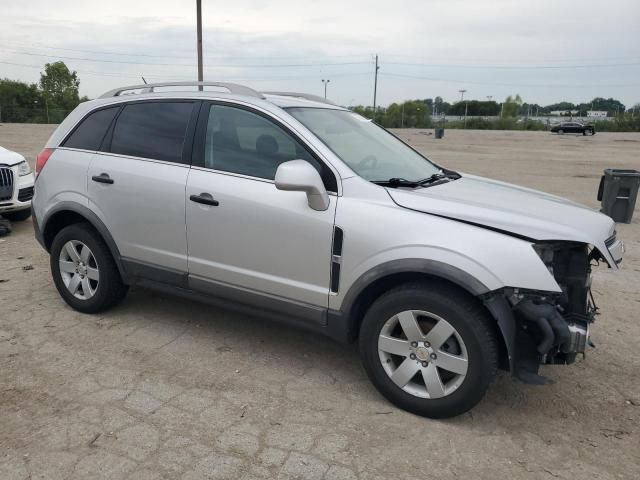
[35,148,54,176]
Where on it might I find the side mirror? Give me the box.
[275,160,330,211]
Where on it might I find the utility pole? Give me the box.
[458,89,466,120]
[373,55,380,115]
[321,79,330,99]
[196,0,203,91]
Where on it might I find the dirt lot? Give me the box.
[1,124,639,479]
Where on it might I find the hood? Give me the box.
[0,146,26,166]
[387,173,618,267]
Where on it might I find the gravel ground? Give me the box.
[1,124,639,479]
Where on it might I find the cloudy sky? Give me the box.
[2,0,639,107]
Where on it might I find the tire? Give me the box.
[359,282,498,418]
[4,208,31,222]
[558,129,564,134]
[50,223,128,313]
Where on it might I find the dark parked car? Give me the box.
[550,122,595,135]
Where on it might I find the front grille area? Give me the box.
[0,166,14,201]
[18,186,34,202]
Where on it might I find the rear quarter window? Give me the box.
[62,107,119,151]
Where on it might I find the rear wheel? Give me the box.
[4,208,31,222]
[359,283,498,418]
[558,129,564,134]
[50,223,128,313]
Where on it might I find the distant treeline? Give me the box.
[352,95,640,132]
[1,62,638,132]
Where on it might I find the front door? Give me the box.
[186,102,338,315]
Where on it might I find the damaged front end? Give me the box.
[484,241,606,385]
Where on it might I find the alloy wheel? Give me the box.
[58,240,100,300]
[378,310,468,399]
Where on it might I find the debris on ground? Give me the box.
[22,265,34,271]
[0,216,11,237]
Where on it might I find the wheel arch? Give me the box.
[41,202,127,281]
[327,260,510,370]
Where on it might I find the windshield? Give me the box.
[286,108,441,182]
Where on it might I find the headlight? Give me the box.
[17,161,32,176]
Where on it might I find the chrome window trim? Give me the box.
[92,150,191,168]
[189,165,338,197]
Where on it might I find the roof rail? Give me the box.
[99,81,264,99]
[262,91,338,106]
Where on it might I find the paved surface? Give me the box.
[1,124,639,479]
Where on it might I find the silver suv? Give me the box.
[32,82,624,418]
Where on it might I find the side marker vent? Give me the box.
[330,226,344,293]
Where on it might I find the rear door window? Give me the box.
[63,107,119,151]
[110,102,194,163]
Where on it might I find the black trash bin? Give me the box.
[597,169,640,223]
[435,128,444,139]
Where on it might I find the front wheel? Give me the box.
[359,283,498,418]
[50,223,128,313]
[557,129,564,134]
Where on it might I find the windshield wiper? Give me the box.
[371,177,422,188]
[372,171,460,189]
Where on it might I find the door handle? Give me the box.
[190,193,219,206]
[92,173,114,184]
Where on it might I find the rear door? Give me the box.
[185,102,338,313]
[87,100,199,277]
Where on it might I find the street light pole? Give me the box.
[459,89,467,125]
[196,0,203,91]
[321,79,330,99]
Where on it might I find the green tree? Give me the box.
[39,61,80,112]
[0,79,45,122]
[502,94,523,118]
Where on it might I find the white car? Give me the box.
[0,146,35,221]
